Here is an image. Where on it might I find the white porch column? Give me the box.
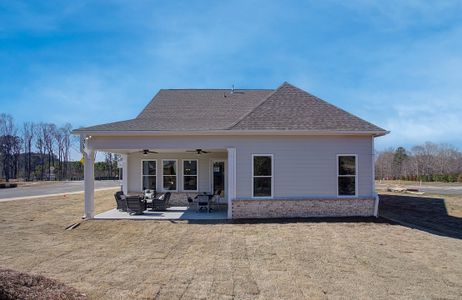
[227,147,236,219]
[121,154,128,194]
[84,149,95,219]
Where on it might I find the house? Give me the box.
[73,82,388,219]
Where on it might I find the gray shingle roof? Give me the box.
[78,89,272,131]
[75,82,386,134]
[231,82,385,132]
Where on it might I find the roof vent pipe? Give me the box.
[231,84,234,94]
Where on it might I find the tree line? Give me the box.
[375,142,462,182]
[0,113,120,182]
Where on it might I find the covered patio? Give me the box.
[81,135,236,220]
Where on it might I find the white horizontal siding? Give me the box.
[90,135,374,198]
[233,136,373,199]
[127,152,226,193]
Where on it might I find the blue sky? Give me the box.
[1,0,462,157]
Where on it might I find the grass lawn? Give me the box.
[1,189,462,299]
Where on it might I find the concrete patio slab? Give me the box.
[94,206,227,220]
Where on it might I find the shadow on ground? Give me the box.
[165,216,391,226]
[379,194,462,240]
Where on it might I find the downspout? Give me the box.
[372,136,379,217]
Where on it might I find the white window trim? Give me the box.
[336,154,358,198]
[251,154,274,199]
[141,159,157,191]
[162,159,178,192]
[182,159,199,192]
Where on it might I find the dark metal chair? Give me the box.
[114,191,127,212]
[196,194,209,212]
[125,195,146,215]
[151,192,171,211]
[186,195,194,208]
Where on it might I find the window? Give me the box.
[252,154,273,198]
[183,160,198,191]
[162,160,177,191]
[338,155,357,196]
[142,160,156,190]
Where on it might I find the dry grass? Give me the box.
[0,189,462,299]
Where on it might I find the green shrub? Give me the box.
[446,174,456,183]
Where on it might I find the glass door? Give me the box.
[212,160,225,196]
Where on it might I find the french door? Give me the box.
[211,160,226,196]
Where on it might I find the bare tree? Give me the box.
[22,122,35,181]
[35,123,46,180]
[12,136,22,179]
[104,152,114,178]
[0,114,19,182]
[62,123,72,180]
[377,142,462,182]
[42,123,57,180]
[375,148,394,180]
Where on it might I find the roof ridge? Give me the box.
[160,88,273,91]
[228,81,292,129]
[137,88,273,120]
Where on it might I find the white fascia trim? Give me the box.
[72,129,390,137]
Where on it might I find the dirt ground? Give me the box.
[1,190,462,299]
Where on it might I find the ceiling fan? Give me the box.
[186,149,210,155]
[140,149,158,155]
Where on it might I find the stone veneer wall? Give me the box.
[232,198,375,219]
[151,192,224,206]
[164,192,190,206]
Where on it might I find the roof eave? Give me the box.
[72,129,390,137]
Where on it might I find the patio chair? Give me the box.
[144,189,156,200]
[211,190,227,211]
[114,191,127,212]
[196,195,209,212]
[151,192,171,211]
[186,194,199,211]
[144,189,157,208]
[186,194,194,208]
[125,195,146,215]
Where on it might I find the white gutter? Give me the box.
[72,129,390,137]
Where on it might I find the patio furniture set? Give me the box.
[113,190,225,215]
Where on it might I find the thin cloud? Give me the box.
[1,0,462,153]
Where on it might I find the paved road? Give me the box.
[0,180,120,200]
[376,183,462,195]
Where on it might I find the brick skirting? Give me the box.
[232,198,375,219]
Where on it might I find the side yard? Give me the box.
[379,192,462,239]
[0,190,461,299]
